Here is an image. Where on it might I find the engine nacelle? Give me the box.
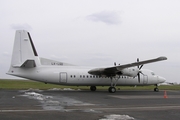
[121,68,139,77]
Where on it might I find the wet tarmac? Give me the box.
[0,89,180,120]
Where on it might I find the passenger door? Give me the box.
[59,72,67,83]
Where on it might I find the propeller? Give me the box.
[137,58,144,83]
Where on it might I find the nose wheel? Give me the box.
[154,84,159,92]
[154,87,159,92]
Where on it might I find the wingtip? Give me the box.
[158,56,167,60]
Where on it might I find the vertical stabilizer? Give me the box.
[11,30,38,66]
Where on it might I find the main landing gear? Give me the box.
[108,86,116,93]
[90,86,96,91]
[90,86,117,93]
[90,76,120,93]
[154,84,159,92]
[108,76,120,93]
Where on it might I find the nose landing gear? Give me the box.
[154,84,159,92]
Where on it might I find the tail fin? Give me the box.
[10,30,38,68]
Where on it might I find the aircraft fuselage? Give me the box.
[8,66,165,86]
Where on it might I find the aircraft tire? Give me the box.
[90,86,96,91]
[154,88,159,92]
[108,87,116,93]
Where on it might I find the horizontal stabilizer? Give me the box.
[13,60,36,68]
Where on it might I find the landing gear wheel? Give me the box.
[90,86,96,91]
[108,87,116,93]
[154,88,159,92]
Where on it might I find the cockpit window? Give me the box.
[151,72,155,75]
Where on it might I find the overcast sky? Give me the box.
[0,0,180,83]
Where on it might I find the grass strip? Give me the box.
[0,79,180,90]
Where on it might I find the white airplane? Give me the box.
[7,30,167,93]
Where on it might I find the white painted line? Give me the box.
[109,95,180,99]
[1,105,180,113]
[66,105,180,111]
[0,110,47,112]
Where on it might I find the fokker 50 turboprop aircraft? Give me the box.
[7,30,167,93]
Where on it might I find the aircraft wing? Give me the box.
[88,56,167,76]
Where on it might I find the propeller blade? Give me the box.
[137,58,144,83]
[139,65,144,69]
[137,58,139,62]
[137,58,139,68]
[138,73,140,83]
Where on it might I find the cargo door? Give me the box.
[143,75,148,84]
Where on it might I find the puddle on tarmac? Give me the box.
[19,88,99,112]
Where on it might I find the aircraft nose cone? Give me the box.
[158,76,166,83]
